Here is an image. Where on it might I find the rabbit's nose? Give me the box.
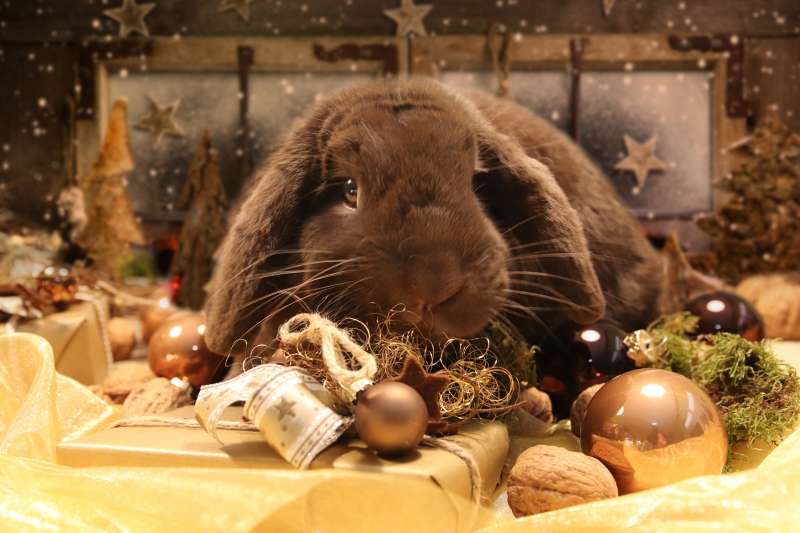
[404,251,465,309]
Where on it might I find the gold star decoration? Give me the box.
[615,134,668,194]
[393,356,450,433]
[103,0,155,38]
[273,397,297,421]
[383,0,432,37]
[135,96,185,145]
[603,0,616,16]
[218,0,257,22]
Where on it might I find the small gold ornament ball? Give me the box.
[581,368,727,494]
[355,381,428,455]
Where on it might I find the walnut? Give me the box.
[507,445,618,517]
[518,386,553,424]
[102,360,155,403]
[738,273,800,340]
[122,377,192,417]
[108,317,138,362]
[570,383,603,438]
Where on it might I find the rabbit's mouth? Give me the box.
[373,278,506,341]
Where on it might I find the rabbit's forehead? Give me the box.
[326,107,476,183]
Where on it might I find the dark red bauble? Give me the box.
[685,291,765,341]
[536,321,634,419]
[569,322,635,378]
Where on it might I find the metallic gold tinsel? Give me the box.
[239,313,524,421]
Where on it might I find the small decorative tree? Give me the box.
[170,132,228,309]
[77,99,145,275]
[697,110,800,282]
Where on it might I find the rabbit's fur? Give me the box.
[205,79,666,354]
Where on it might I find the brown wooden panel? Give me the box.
[2,0,799,42]
[746,37,800,131]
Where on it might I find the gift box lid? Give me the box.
[57,406,509,532]
[17,297,111,385]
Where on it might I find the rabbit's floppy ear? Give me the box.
[204,119,321,354]
[476,128,606,324]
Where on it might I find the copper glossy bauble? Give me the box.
[140,301,179,342]
[147,313,226,388]
[354,381,428,455]
[581,368,727,494]
[685,291,765,341]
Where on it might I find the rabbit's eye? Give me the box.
[342,178,358,208]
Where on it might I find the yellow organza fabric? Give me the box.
[2,331,800,532]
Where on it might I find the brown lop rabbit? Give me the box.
[204,79,667,356]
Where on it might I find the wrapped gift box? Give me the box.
[17,297,112,386]
[57,406,509,532]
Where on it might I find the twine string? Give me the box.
[277,313,378,402]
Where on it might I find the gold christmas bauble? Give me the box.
[581,368,727,494]
[355,381,428,455]
[147,313,226,388]
[107,317,137,362]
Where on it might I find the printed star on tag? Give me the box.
[393,356,450,430]
[383,0,433,37]
[273,397,297,421]
[218,0,257,22]
[103,0,155,38]
[615,134,667,194]
[135,96,185,145]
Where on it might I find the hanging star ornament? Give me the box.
[383,0,433,37]
[103,0,155,38]
[393,356,450,432]
[218,0,256,22]
[615,134,668,194]
[603,0,617,16]
[135,96,185,145]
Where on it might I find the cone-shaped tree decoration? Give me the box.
[697,110,800,282]
[77,99,145,275]
[170,132,228,309]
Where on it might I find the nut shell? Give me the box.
[570,383,603,438]
[507,445,618,517]
[108,317,137,362]
[122,377,192,417]
[101,360,155,403]
[519,387,554,424]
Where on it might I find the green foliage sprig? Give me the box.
[640,312,800,450]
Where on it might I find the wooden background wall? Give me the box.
[1,0,798,226]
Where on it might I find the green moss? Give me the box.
[642,312,699,376]
[695,333,800,448]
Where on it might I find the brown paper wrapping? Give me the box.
[57,406,509,531]
[17,297,112,385]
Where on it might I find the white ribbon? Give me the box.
[195,363,352,469]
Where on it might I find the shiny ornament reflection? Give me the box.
[140,299,179,342]
[355,381,428,455]
[538,321,635,418]
[581,368,727,494]
[147,313,226,388]
[685,291,764,341]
